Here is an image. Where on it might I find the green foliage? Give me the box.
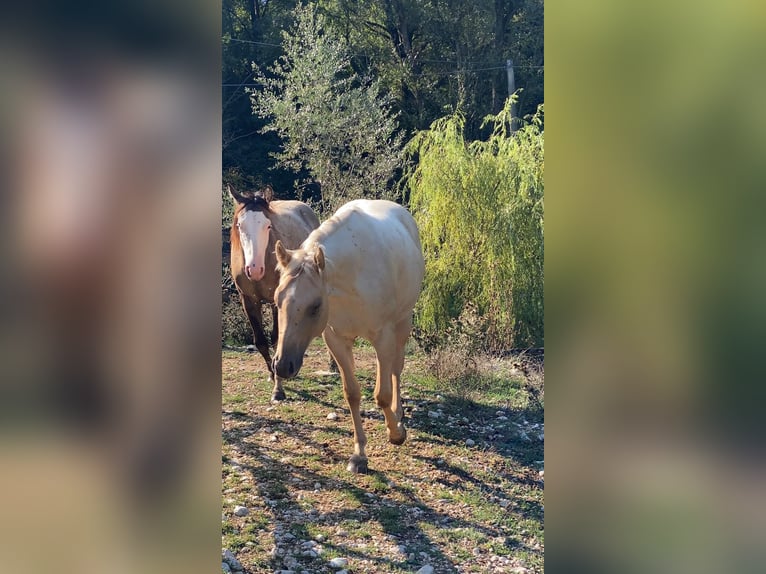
[404,98,544,349]
[250,3,403,212]
[223,0,544,195]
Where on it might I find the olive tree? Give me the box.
[250,3,403,213]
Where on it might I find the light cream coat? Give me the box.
[273,199,425,473]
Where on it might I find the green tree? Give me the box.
[250,2,403,212]
[404,98,544,349]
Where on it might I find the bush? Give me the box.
[404,99,544,350]
[222,294,252,346]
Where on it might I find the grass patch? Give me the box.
[221,345,544,574]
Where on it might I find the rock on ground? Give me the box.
[233,505,248,517]
[221,548,243,571]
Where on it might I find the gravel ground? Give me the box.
[222,342,544,574]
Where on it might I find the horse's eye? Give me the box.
[309,302,321,317]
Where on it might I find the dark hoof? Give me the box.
[271,390,286,402]
[388,425,407,446]
[347,455,369,474]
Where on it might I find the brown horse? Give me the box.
[228,185,319,400]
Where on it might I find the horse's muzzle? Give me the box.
[245,264,265,281]
[273,354,301,380]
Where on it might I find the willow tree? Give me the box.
[250,2,403,213]
[404,100,544,349]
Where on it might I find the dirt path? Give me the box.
[222,342,544,573]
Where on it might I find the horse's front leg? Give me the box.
[241,295,284,401]
[323,329,367,473]
[268,303,286,401]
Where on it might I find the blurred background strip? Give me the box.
[0,2,221,573]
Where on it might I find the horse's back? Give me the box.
[328,200,424,315]
[270,200,320,248]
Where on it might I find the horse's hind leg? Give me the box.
[373,328,407,446]
[323,329,368,473]
[391,316,413,423]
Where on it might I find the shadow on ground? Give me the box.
[222,354,544,573]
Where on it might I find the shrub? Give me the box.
[404,99,544,349]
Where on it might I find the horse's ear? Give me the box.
[275,240,291,269]
[227,184,248,204]
[314,246,325,272]
[262,185,274,203]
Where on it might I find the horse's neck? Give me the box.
[309,224,358,291]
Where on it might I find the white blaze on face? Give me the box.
[237,209,272,281]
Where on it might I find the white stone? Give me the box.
[329,557,349,568]
[314,482,322,491]
[427,410,440,419]
[465,438,475,447]
[416,566,434,574]
[327,412,339,420]
[233,505,248,517]
[499,499,511,508]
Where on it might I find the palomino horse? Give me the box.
[272,199,425,473]
[229,185,319,400]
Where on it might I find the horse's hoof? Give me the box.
[347,455,369,474]
[271,390,286,402]
[388,425,407,446]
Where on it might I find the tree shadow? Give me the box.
[406,392,544,468]
[223,409,465,572]
[223,397,543,573]
[222,347,544,573]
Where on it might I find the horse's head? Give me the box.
[272,240,329,379]
[229,185,274,281]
